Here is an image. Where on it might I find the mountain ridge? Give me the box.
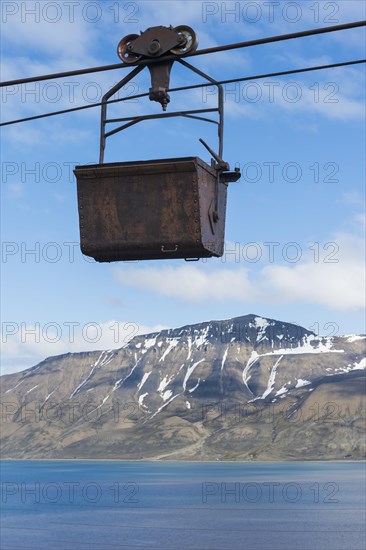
[1,313,365,460]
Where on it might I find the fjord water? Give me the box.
[1,461,365,550]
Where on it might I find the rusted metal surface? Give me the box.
[117,25,198,61]
[117,25,198,110]
[147,60,174,111]
[74,157,229,262]
[75,24,241,263]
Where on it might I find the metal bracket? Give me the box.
[99,24,236,168]
[199,138,241,229]
[117,25,198,111]
[147,60,174,111]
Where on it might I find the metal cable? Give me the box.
[1,59,364,128]
[0,20,364,88]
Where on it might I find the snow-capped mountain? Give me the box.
[1,314,365,460]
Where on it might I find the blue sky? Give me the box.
[1,0,365,374]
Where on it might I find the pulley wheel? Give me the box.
[117,34,141,63]
[170,26,198,55]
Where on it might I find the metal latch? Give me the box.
[199,138,241,233]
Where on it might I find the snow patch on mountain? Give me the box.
[137,371,151,390]
[242,351,259,394]
[353,358,366,369]
[25,384,39,395]
[187,336,192,360]
[138,392,149,408]
[193,325,209,348]
[144,337,157,350]
[254,316,270,343]
[149,392,182,419]
[5,379,25,394]
[346,335,366,343]
[261,355,283,399]
[157,375,171,393]
[69,351,106,398]
[41,390,55,407]
[263,335,344,356]
[188,379,200,393]
[157,375,176,400]
[162,390,173,401]
[183,359,204,391]
[111,354,143,405]
[295,378,311,388]
[221,348,229,372]
[159,338,180,362]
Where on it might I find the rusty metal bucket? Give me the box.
[74,26,241,262]
[74,157,227,262]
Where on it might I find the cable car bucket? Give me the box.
[74,25,240,262]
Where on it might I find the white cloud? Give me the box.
[196,59,365,121]
[342,191,366,208]
[115,264,256,302]
[114,227,365,312]
[1,3,101,62]
[1,320,167,375]
[261,240,365,310]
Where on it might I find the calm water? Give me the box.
[0,461,365,550]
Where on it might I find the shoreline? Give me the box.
[1,458,364,463]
